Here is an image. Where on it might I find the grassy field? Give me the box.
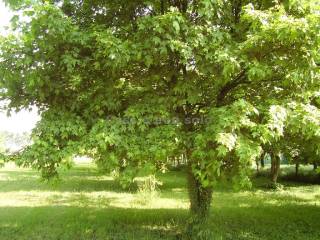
[0,162,320,240]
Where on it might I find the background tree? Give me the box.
[0,0,319,235]
[0,131,30,151]
[260,101,320,185]
[0,133,5,167]
[285,102,320,176]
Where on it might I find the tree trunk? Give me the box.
[177,156,181,168]
[187,166,213,221]
[186,173,213,237]
[271,157,275,178]
[260,157,265,169]
[313,162,318,171]
[295,163,299,177]
[256,160,260,174]
[185,163,213,240]
[271,154,280,184]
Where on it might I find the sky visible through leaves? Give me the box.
[0,0,39,133]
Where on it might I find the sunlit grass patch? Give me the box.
[0,163,320,240]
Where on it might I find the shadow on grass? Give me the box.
[281,173,320,185]
[253,166,320,185]
[0,206,188,240]
[1,165,320,239]
[0,178,129,193]
[1,201,319,240]
[0,166,133,193]
[210,196,320,240]
[0,168,189,194]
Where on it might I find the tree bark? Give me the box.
[186,164,213,222]
[295,163,299,177]
[177,156,181,168]
[260,157,265,169]
[256,160,260,174]
[271,156,275,178]
[271,153,280,184]
[313,162,318,171]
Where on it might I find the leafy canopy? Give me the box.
[0,0,319,187]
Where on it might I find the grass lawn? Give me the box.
[0,162,320,240]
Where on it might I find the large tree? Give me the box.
[1,0,319,233]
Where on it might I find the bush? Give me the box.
[135,175,162,206]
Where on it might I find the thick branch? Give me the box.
[233,0,242,24]
[161,0,165,14]
[216,69,247,107]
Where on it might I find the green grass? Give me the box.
[0,162,320,240]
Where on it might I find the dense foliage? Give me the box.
[0,0,319,232]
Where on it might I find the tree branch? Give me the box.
[216,69,247,107]
[161,0,165,14]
